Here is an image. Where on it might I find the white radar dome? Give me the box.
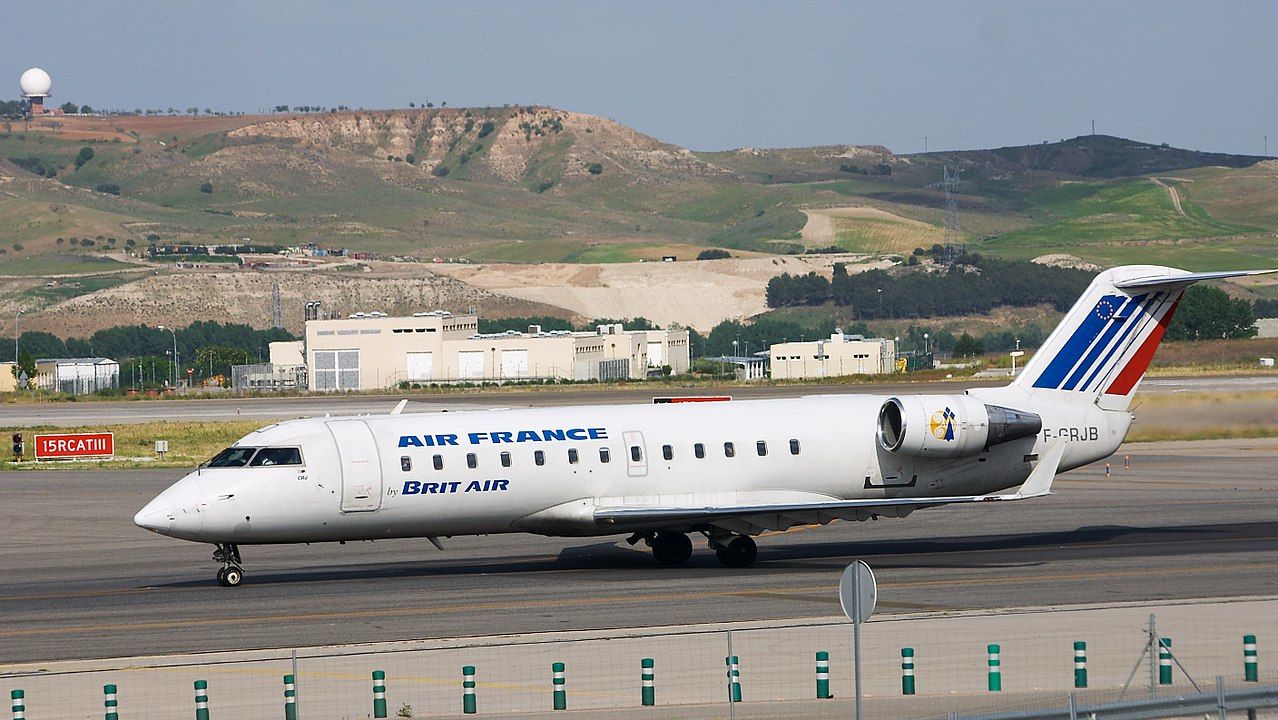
[20,68,52,97]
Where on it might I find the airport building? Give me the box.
[769,331,897,379]
[259,311,690,392]
[34,357,120,394]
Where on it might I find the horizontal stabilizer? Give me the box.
[1115,268,1278,289]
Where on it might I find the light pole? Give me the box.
[923,333,929,355]
[877,288,883,317]
[158,325,178,387]
[13,309,20,362]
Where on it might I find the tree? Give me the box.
[477,121,495,138]
[586,162,603,175]
[12,353,36,389]
[952,333,985,357]
[1166,285,1256,340]
[60,101,78,114]
[696,249,731,260]
[765,272,830,307]
[74,146,94,169]
[95,182,120,195]
[199,182,214,194]
[79,105,94,115]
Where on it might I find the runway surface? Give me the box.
[1,374,1271,427]
[1,437,1275,663]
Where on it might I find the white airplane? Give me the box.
[135,265,1274,586]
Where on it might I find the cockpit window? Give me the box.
[249,447,303,467]
[206,447,257,467]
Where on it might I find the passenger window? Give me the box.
[500,451,511,468]
[694,443,705,459]
[400,456,412,472]
[756,441,767,457]
[249,447,302,467]
[630,445,643,462]
[599,448,611,463]
[433,454,443,471]
[568,448,579,464]
[790,439,801,455]
[662,445,673,461]
[724,442,736,458]
[535,450,546,466]
[466,453,478,469]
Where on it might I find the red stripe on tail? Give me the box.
[1104,298,1180,396]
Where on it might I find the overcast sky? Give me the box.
[5,1,1275,155]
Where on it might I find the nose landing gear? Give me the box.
[213,544,244,587]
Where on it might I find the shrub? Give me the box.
[431,166,450,177]
[95,182,120,195]
[199,182,214,194]
[696,248,731,260]
[586,162,603,175]
[477,121,495,138]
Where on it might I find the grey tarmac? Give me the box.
[1,374,1272,427]
[1,437,1275,663]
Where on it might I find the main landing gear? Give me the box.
[213,543,244,587]
[629,530,759,568]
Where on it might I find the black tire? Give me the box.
[222,566,244,587]
[216,568,228,587]
[715,536,758,568]
[652,532,693,565]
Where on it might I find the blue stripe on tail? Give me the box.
[1031,294,1126,390]
[1060,293,1148,391]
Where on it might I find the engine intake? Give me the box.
[877,395,1041,459]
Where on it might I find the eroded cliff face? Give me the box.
[227,107,726,185]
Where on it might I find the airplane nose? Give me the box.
[134,493,175,534]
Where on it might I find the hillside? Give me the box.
[2,109,1276,335]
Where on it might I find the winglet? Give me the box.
[391,399,409,415]
[1015,441,1066,498]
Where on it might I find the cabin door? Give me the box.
[622,430,648,477]
[327,419,383,512]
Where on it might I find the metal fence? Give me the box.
[3,600,1273,719]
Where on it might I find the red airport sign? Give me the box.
[33,432,115,460]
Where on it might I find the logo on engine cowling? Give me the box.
[930,407,957,441]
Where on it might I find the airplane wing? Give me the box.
[1114,268,1278,289]
[593,441,1066,535]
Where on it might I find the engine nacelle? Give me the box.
[877,395,1041,459]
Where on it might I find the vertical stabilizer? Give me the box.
[1012,265,1275,411]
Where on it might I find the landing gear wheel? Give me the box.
[216,568,228,586]
[651,532,693,565]
[221,566,244,587]
[715,535,758,568]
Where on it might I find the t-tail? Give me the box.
[1010,265,1276,411]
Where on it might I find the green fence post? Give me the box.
[1244,635,1258,682]
[987,644,1002,692]
[11,690,24,720]
[902,648,916,695]
[463,666,476,714]
[815,651,831,699]
[641,658,655,706]
[1158,638,1172,685]
[283,675,296,720]
[552,662,566,710]
[372,671,387,718]
[105,684,119,720]
[194,680,209,720]
[725,655,742,702]
[1074,641,1088,688]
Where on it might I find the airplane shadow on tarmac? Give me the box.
[156,521,1275,589]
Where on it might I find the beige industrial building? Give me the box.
[275,311,690,391]
[769,331,897,379]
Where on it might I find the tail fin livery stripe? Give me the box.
[1060,293,1150,391]
[1031,294,1125,390]
[1077,292,1165,393]
[1103,298,1180,396]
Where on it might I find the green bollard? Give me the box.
[194,680,209,720]
[641,658,655,707]
[902,648,916,695]
[1074,641,1088,688]
[283,675,296,720]
[815,651,831,699]
[372,671,387,718]
[552,662,566,710]
[105,684,119,720]
[1158,638,1172,685]
[987,644,1002,692]
[1244,635,1258,682]
[725,655,742,702]
[463,666,476,714]
[11,690,25,720]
